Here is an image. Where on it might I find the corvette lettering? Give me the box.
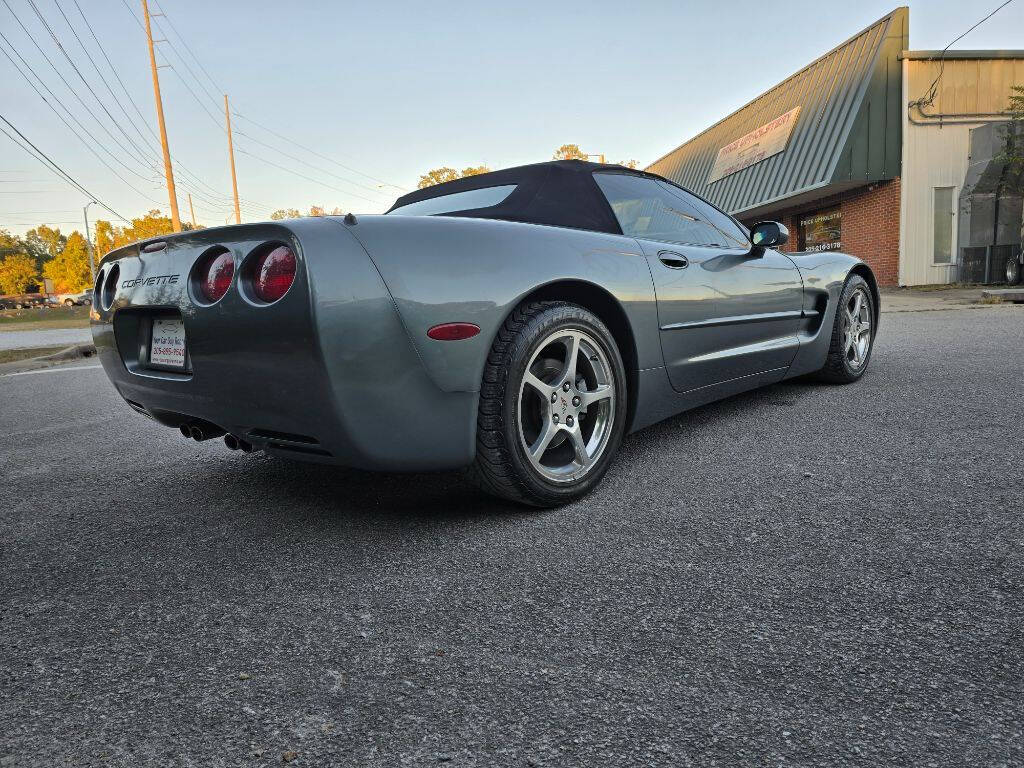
[121,274,180,289]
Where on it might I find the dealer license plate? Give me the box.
[149,316,187,369]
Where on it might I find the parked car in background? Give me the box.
[0,293,49,309]
[49,290,92,307]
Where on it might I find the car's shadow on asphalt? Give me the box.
[186,377,825,528]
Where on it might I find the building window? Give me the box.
[797,208,841,252]
[933,187,954,264]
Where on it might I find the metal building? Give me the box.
[646,7,1024,286]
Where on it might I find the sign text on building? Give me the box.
[708,107,801,184]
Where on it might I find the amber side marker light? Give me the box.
[427,322,480,341]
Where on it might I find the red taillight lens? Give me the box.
[201,251,234,303]
[253,245,296,303]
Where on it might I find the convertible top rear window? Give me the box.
[388,185,517,217]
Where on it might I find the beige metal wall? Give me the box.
[899,55,1023,286]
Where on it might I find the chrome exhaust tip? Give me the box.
[224,434,239,451]
[238,439,253,453]
[179,424,192,439]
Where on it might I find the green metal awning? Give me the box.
[647,8,908,220]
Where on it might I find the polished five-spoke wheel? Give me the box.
[818,273,876,383]
[518,329,615,483]
[471,301,627,507]
[843,287,872,370]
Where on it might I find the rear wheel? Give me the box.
[469,301,627,507]
[816,274,875,384]
[1007,256,1021,285]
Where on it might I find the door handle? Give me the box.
[658,251,689,269]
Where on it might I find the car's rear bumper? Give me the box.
[90,217,477,471]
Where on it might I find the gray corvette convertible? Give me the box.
[91,160,878,506]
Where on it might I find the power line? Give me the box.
[234,148,387,205]
[914,0,1017,108]
[232,111,408,192]
[25,0,158,168]
[0,112,129,222]
[0,31,166,203]
[50,0,160,164]
[0,0,158,176]
[233,129,393,200]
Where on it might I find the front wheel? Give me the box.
[1007,256,1021,285]
[469,301,628,507]
[816,274,876,384]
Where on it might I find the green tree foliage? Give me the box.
[417,165,491,189]
[24,225,66,270]
[0,252,39,295]
[1002,85,1024,176]
[42,231,91,292]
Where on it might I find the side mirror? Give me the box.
[750,221,789,249]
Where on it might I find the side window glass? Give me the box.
[594,173,725,247]
[659,182,750,248]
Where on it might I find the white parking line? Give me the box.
[1,364,102,378]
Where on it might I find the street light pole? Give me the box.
[83,200,97,283]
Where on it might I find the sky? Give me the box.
[1,0,1023,236]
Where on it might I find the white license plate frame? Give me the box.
[148,315,188,371]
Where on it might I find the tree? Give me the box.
[0,253,39,295]
[417,165,491,189]
[553,144,589,161]
[553,144,637,167]
[24,225,66,270]
[270,208,302,220]
[42,231,91,292]
[92,210,194,256]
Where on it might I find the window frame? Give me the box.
[386,184,518,218]
[932,185,956,266]
[593,170,751,249]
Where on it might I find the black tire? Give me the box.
[816,274,876,384]
[469,301,628,507]
[1007,257,1021,285]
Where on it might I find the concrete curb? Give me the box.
[0,343,97,376]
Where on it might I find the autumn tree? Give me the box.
[270,208,302,220]
[42,231,92,292]
[417,165,492,189]
[552,144,589,161]
[0,253,39,295]
[92,210,196,256]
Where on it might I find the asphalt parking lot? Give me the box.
[1,306,1022,767]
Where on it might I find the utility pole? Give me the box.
[142,0,181,232]
[187,193,196,228]
[224,94,241,225]
[83,200,96,283]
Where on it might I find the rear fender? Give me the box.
[338,215,661,394]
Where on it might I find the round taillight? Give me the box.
[200,250,234,303]
[253,245,296,303]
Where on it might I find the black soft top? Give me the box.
[387,160,664,235]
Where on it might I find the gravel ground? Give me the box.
[1,308,1022,767]
[0,327,92,351]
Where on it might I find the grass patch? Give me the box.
[0,345,68,364]
[0,305,90,330]
[979,296,1005,304]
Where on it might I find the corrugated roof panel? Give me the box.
[647,8,908,216]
